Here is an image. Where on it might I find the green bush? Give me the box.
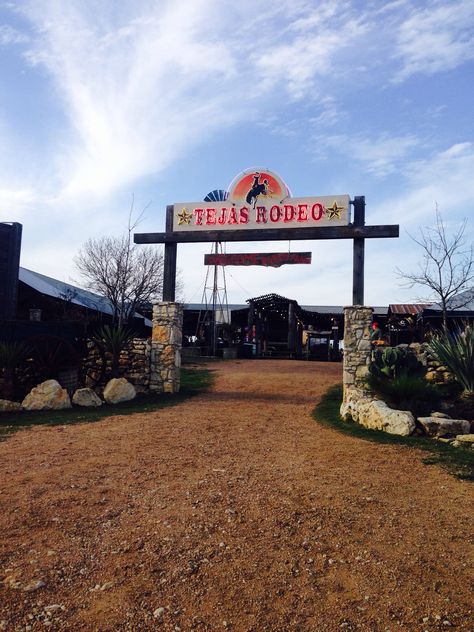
[367,345,439,416]
[428,324,474,395]
[367,373,441,417]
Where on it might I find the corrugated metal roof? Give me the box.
[184,303,247,311]
[19,267,151,325]
[302,305,388,315]
[430,288,474,311]
[389,304,431,315]
[184,302,388,316]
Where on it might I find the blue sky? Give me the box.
[1,0,473,307]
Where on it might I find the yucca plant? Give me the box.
[0,341,31,400]
[92,325,134,378]
[428,324,474,395]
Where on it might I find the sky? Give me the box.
[1,0,473,308]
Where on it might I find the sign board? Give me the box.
[133,166,400,305]
[204,252,312,267]
[173,168,350,233]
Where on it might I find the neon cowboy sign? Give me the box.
[172,168,350,232]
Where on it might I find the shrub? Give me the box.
[367,346,438,416]
[428,324,474,395]
[368,346,425,380]
[367,373,441,417]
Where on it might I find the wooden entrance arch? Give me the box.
[134,196,399,305]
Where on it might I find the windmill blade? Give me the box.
[204,189,228,202]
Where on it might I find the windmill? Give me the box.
[196,190,230,355]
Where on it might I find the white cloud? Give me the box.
[7,0,469,206]
[252,6,368,99]
[0,0,472,307]
[314,132,421,178]
[16,0,247,200]
[9,0,374,202]
[0,23,28,45]
[371,142,474,227]
[394,0,474,81]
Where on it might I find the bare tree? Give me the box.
[398,208,474,330]
[75,202,164,327]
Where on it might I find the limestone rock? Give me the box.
[103,378,136,404]
[0,399,22,412]
[22,380,71,411]
[72,388,103,407]
[430,411,451,419]
[417,417,470,437]
[453,434,474,445]
[360,400,415,436]
[341,397,415,436]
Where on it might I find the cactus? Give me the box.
[368,346,424,380]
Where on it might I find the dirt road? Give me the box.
[0,360,472,631]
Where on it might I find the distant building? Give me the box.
[0,267,151,347]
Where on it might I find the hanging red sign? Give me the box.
[204,252,312,267]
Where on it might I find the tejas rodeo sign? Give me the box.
[173,169,350,232]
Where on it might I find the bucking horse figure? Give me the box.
[246,173,269,209]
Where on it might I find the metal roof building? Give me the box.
[18,267,151,326]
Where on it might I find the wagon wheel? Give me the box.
[25,334,82,392]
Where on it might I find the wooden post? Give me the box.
[255,311,262,357]
[288,302,296,356]
[352,196,365,305]
[163,205,177,302]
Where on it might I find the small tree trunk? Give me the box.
[441,301,448,332]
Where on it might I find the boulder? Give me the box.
[103,378,136,404]
[360,400,415,436]
[22,380,71,411]
[341,396,415,436]
[0,399,22,413]
[72,388,102,408]
[417,417,470,437]
[453,434,474,445]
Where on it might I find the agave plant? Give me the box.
[428,324,474,395]
[0,341,31,400]
[92,325,134,378]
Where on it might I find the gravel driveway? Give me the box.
[0,360,472,631]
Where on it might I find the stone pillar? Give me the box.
[342,306,373,403]
[150,302,183,393]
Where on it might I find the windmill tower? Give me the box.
[196,190,230,356]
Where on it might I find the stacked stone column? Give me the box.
[342,306,373,403]
[150,302,183,393]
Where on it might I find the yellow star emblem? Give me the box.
[325,201,344,220]
[177,207,193,225]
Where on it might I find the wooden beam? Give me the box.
[135,224,399,244]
